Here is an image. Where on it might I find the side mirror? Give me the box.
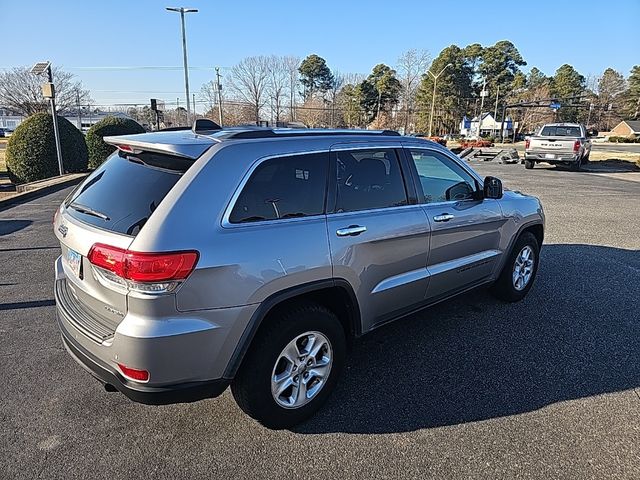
[484,176,503,199]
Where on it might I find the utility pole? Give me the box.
[215,67,223,126]
[477,77,487,139]
[166,7,198,125]
[493,84,499,139]
[427,63,452,137]
[76,89,82,132]
[192,93,196,119]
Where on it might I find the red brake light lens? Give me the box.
[117,363,149,382]
[525,139,530,149]
[124,250,199,282]
[88,243,198,283]
[573,140,580,152]
[88,244,126,276]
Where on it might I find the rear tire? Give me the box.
[491,231,540,302]
[231,303,346,429]
[524,159,535,169]
[570,157,582,171]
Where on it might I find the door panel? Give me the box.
[328,207,431,331]
[327,146,431,332]
[422,200,503,299]
[404,147,506,301]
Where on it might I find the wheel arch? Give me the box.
[223,279,361,379]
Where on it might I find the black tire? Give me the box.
[491,231,540,302]
[524,159,535,169]
[231,303,346,429]
[570,156,582,171]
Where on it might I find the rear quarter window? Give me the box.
[229,152,329,223]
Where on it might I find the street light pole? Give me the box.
[31,62,64,176]
[427,63,452,137]
[166,7,198,126]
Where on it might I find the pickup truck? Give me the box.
[524,123,592,171]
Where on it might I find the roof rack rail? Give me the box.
[224,128,400,140]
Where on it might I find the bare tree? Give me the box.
[328,71,344,127]
[283,56,301,121]
[200,79,218,113]
[267,56,289,124]
[229,56,271,123]
[0,66,90,116]
[396,49,431,132]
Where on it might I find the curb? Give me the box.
[0,174,87,212]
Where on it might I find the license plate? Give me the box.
[544,153,555,159]
[66,248,82,279]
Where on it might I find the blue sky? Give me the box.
[1,0,638,110]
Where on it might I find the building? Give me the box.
[0,107,23,130]
[0,106,133,132]
[609,120,640,138]
[460,112,515,138]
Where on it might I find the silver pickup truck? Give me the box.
[524,123,592,171]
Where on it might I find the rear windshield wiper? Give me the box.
[68,202,110,221]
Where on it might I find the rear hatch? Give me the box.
[54,132,213,342]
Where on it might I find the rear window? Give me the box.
[540,126,581,137]
[65,152,190,236]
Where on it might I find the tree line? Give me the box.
[2,42,639,135]
[199,43,640,134]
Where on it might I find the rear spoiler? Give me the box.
[104,132,215,160]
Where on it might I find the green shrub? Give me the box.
[86,116,145,168]
[6,112,88,184]
[608,136,640,143]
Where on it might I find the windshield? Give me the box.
[65,152,187,236]
[540,126,581,137]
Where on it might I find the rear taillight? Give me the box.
[88,243,199,290]
[525,139,530,149]
[117,363,149,382]
[573,140,580,152]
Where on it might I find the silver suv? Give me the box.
[53,127,544,428]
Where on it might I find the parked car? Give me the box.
[0,127,13,137]
[53,127,544,428]
[524,123,592,170]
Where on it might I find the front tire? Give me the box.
[491,232,540,302]
[231,303,346,429]
[524,159,535,169]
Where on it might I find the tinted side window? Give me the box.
[334,149,407,213]
[408,149,477,203]
[229,152,328,223]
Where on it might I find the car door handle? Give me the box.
[336,225,367,237]
[433,214,455,222]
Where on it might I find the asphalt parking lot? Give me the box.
[1,161,639,479]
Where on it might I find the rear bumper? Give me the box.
[525,152,581,163]
[58,312,230,404]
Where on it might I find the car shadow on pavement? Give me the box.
[295,244,640,434]
[0,219,32,236]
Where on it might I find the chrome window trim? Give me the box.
[327,203,423,219]
[329,143,404,151]
[221,149,330,228]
